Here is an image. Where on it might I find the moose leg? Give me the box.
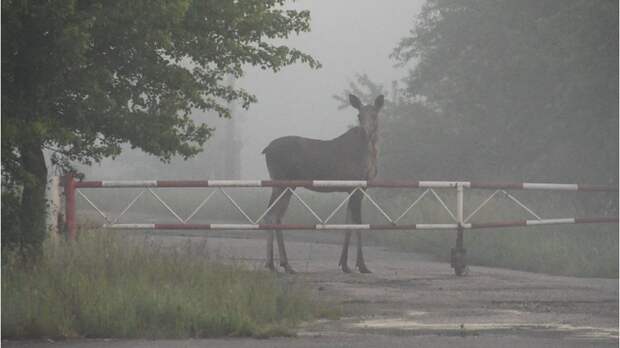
[265,230,275,271]
[339,192,361,273]
[264,188,282,271]
[265,187,288,271]
[338,196,353,273]
[273,189,295,273]
[356,230,371,273]
[275,229,294,273]
[350,191,371,273]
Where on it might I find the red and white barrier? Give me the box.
[103,217,618,231]
[61,175,618,240]
[74,179,617,191]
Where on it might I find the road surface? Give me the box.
[4,233,618,347]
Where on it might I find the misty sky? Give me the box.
[81,0,425,179]
[236,0,424,177]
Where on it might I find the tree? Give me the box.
[334,74,462,181]
[389,0,617,183]
[1,0,320,252]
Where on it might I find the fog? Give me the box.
[238,0,424,178]
[5,2,618,341]
[79,0,424,179]
[73,0,618,227]
[35,0,616,292]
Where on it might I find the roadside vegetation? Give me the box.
[2,229,337,339]
[374,226,618,279]
[328,0,619,278]
[366,191,619,279]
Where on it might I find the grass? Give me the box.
[365,191,618,278]
[374,225,618,278]
[2,229,336,339]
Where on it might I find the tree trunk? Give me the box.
[18,140,48,254]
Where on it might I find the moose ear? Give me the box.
[374,95,384,110]
[349,94,362,110]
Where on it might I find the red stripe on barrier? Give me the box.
[260,224,317,230]
[260,180,314,187]
[577,185,619,192]
[156,180,210,187]
[470,220,527,229]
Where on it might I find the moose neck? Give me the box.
[364,126,379,179]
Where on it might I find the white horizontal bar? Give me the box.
[103,223,155,229]
[210,224,260,229]
[316,224,371,230]
[526,218,575,225]
[102,180,157,187]
[419,181,470,188]
[208,180,262,187]
[312,180,367,187]
[522,183,578,191]
[415,224,460,229]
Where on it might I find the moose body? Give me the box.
[263,127,369,183]
[262,94,384,273]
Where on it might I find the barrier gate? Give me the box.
[57,175,618,275]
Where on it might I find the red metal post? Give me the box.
[64,174,77,240]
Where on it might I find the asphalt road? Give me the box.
[4,233,618,347]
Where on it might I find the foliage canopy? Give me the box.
[385,0,618,183]
[1,0,319,251]
[2,0,319,177]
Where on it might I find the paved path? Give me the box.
[4,234,618,347]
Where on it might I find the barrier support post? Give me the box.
[451,183,467,276]
[64,174,77,240]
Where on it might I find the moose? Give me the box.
[262,94,384,273]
